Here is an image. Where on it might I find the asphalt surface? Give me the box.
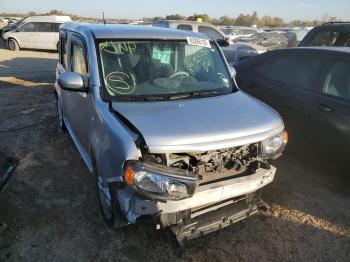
[0,39,349,262]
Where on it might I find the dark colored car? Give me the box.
[300,22,350,47]
[276,29,298,47]
[235,47,350,172]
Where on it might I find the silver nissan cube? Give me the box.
[55,23,287,242]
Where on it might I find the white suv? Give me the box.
[3,15,71,51]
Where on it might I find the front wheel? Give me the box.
[7,38,19,51]
[56,98,66,131]
[95,171,125,228]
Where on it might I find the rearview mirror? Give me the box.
[58,72,86,92]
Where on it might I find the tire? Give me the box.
[95,170,125,228]
[7,38,19,51]
[56,98,66,131]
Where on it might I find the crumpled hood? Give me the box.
[112,92,284,153]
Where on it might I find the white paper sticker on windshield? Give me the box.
[186,37,211,48]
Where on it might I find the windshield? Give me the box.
[98,40,233,101]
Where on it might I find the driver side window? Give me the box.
[18,23,34,32]
[71,42,88,82]
[322,60,350,101]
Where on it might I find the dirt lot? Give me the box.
[0,39,349,262]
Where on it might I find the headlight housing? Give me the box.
[261,131,288,159]
[124,161,197,201]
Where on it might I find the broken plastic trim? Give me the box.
[171,194,268,244]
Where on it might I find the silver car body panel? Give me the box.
[112,93,284,153]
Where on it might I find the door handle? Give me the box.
[316,103,333,112]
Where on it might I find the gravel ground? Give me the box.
[0,40,349,262]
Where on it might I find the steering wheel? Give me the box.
[169,71,190,79]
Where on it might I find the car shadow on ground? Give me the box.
[0,38,57,53]
[0,39,6,49]
[0,57,57,87]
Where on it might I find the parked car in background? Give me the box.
[286,27,310,44]
[276,30,298,47]
[0,19,23,39]
[55,23,287,242]
[7,18,20,25]
[235,47,350,172]
[220,26,261,41]
[237,30,297,50]
[0,17,9,23]
[3,15,71,51]
[300,22,350,47]
[152,20,266,63]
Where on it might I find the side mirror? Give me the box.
[58,72,87,92]
[229,66,237,79]
[224,37,231,45]
[216,37,230,47]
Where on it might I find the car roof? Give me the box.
[271,47,350,55]
[316,22,350,30]
[155,20,214,26]
[61,22,212,40]
[24,15,71,23]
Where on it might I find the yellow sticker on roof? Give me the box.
[186,37,211,48]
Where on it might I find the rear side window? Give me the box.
[254,52,323,89]
[306,29,350,47]
[53,23,61,32]
[35,22,53,32]
[177,24,192,31]
[18,22,34,32]
[322,60,350,101]
[71,43,88,81]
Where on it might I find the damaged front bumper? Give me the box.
[117,166,276,228]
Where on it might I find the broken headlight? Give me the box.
[123,161,197,201]
[261,131,288,159]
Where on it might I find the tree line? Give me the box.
[1,10,341,27]
[145,12,341,27]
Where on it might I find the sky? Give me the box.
[1,0,350,21]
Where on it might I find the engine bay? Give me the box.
[145,143,262,185]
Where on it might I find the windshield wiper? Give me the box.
[140,96,168,101]
[168,93,192,100]
[122,90,228,102]
[122,96,168,102]
[168,90,222,100]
